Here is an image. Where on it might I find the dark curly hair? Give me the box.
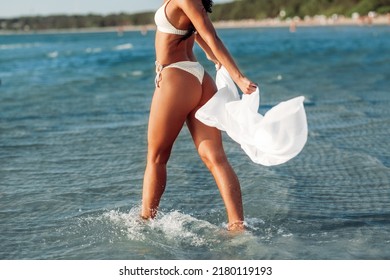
[181,0,213,41]
[202,0,213,13]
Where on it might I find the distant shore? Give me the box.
[1,14,389,35]
[214,14,390,28]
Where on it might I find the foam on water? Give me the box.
[113,43,133,51]
[0,42,42,50]
[85,47,102,54]
[47,51,59,58]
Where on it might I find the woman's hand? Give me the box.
[236,76,258,95]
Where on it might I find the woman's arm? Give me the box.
[195,33,221,69]
[179,0,257,94]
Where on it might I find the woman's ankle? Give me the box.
[227,220,245,231]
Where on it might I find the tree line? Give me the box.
[210,0,390,20]
[1,0,389,31]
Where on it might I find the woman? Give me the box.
[141,0,257,231]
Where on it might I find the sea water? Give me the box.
[0,26,389,260]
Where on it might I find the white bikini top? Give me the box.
[154,0,188,35]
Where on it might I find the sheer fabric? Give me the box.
[195,67,308,166]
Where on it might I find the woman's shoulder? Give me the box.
[177,0,203,9]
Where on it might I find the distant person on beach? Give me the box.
[141,0,257,231]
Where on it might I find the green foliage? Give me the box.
[348,0,386,15]
[0,12,154,31]
[211,0,389,19]
[1,0,389,31]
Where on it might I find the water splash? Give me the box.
[102,207,222,247]
[67,207,278,259]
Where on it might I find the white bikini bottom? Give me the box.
[155,61,205,87]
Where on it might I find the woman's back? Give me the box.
[154,0,196,64]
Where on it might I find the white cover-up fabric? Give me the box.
[195,67,308,166]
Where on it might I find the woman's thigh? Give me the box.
[186,72,225,157]
[147,68,203,160]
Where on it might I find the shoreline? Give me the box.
[0,14,389,35]
[214,14,390,28]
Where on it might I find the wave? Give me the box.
[130,70,143,76]
[47,51,58,58]
[113,43,133,51]
[85,47,102,54]
[0,43,42,50]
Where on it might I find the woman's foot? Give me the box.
[227,220,245,231]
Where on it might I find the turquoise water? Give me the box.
[1,26,389,260]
